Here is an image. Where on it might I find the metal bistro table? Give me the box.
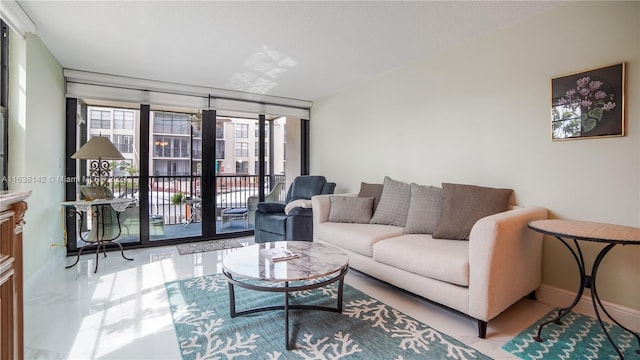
[528,219,640,359]
[62,198,134,273]
[222,241,349,350]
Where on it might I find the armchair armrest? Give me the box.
[468,206,548,321]
[257,202,286,214]
[288,207,313,217]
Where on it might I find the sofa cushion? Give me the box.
[316,222,403,257]
[369,176,411,227]
[404,183,443,234]
[328,196,374,223]
[433,183,512,240]
[358,182,383,211]
[373,234,470,287]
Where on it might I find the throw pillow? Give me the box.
[433,183,513,240]
[369,176,411,227]
[328,196,374,223]
[358,182,383,211]
[404,183,443,234]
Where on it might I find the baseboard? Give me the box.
[536,284,640,333]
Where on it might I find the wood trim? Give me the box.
[0,192,29,360]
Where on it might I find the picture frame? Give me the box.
[551,63,625,140]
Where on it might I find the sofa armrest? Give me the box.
[468,206,548,321]
[312,193,357,240]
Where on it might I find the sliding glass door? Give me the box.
[66,98,297,253]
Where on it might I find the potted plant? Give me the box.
[171,192,184,205]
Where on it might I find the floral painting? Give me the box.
[551,63,625,140]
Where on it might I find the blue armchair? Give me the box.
[254,176,336,243]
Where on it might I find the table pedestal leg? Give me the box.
[535,241,639,359]
[285,281,290,350]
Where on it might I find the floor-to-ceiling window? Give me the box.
[65,97,298,253]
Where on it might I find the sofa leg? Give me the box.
[478,320,487,338]
[528,290,537,300]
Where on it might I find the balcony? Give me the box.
[76,174,286,244]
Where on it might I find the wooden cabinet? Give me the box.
[0,191,30,360]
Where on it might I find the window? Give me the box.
[216,140,225,159]
[174,138,190,157]
[255,141,259,156]
[216,123,224,139]
[254,161,268,175]
[235,161,248,174]
[235,123,248,138]
[254,121,269,138]
[153,112,190,135]
[113,134,133,153]
[154,136,171,157]
[90,110,111,129]
[235,142,248,157]
[193,139,202,159]
[114,110,134,129]
[152,159,190,176]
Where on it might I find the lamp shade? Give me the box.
[71,136,124,160]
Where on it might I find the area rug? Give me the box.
[176,239,244,255]
[165,274,490,359]
[503,308,639,359]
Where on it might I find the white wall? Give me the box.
[8,32,66,280]
[311,1,640,309]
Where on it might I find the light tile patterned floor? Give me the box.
[24,237,553,359]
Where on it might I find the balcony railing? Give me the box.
[109,174,285,225]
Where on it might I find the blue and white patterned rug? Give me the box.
[503,308,640,359]
[165,274,491,359]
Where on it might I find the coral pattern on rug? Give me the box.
[165,274,490,360]
[503,308,640,359]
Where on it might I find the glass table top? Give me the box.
[222,241,349,282]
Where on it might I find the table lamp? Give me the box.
[71,135,124,188]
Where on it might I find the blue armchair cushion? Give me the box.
[287,176,328,202]
[257,202,286,213]
[256,213,289,234]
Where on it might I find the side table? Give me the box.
[62,198,134,273]
[528,219,640,359]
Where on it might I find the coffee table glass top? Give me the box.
[222,241,348,282]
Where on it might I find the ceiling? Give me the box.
[18,1,564,102]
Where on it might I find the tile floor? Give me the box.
[24,238,554,359]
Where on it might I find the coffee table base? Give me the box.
[223,266,348,350]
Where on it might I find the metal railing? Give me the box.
[109,174,285,225]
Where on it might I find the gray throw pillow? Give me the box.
[369,176,411,227]
[358,182,383,211]
[433,183,513,240]
[328,196,374,224]
[404,184,443,234]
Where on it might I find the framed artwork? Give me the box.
[551,63,625,140]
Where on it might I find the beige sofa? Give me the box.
[312,192,548,338]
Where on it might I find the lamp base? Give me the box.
[87,159,112,187]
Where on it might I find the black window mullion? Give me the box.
[258,114,266,201]
[301,119,310,175]
[139,104,150,244]
[201,109,216,237]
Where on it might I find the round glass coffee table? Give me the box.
[222,241,349,350]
